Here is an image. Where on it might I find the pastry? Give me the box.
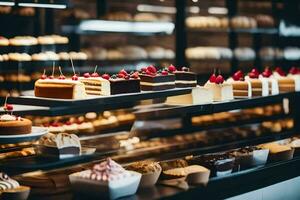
[69,158,141,199]
[0,100,32,135]
[126,160,161,187]
[139,65,175,91]
[245,68,269,96]
[34,69,87,99]
[0,172,30,200]
[145,46,165,59]
[79,69,140,96]
[168,65,197,88]
[9,36,38,46]
[227,70,252,98]
[134,13,158,22]
[255,14,275,28]
[273,67,296,93]
[259,67,279,95]
[287,67,300,91]
[36,132,81,159]
[105,11,132,21]
[204,73,233,101]
[0,36,9,46]
[37,36,55,45]
[259,142,294,162]
[51,35,69,44]
[118,46,147,60]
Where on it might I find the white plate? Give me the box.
[0,126,48,144]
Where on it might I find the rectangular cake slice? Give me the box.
[140,74,175,91]
[34,79,87,99]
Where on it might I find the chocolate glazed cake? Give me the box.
[140,74,175,91]
[168,65,197,88]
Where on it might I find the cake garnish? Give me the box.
[83,72,90,78]
[118,69,128,78]
[49,63,55,79]
[58,66,66,80]
[161,70,168,76]
[289,67,299,75]
[130,72,139,79]
[41,69,47,80]
[141,67,147,74]
[232,70,244,81]
[249,68,259,79]
[182,67,189,72]
[1,95,16,121]
[91,65,100,77]
[146,65,157,76]
[102,74,110,80]
[215,75,224,84]
[168,64,176,73]
[275,67,286,76]
[209,69,217,83]
[87,158,129,181]
[70,57,78,81]
[262,67,272,78]
[111,74,117,79]
[0,172,20,191]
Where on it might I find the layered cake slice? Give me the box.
[204,73,233,101]
[168,65,197,88]
[69,158,141,199]
[273,67,296,93]
[227,70,252,98]
[34,68,86,99]
[259,67,279,95]
[139,65,175,91]
[79,69,140,96]
[36,132,81,159]
[245,68,268,97]
[287,67,300,91]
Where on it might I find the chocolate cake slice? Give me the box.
[139,65,175,91]
[168,65,197,88]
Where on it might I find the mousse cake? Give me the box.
[204,73,233,101]
[139,65,175,91]
[69,158,141,199]
[36,132,81,159]
[79,69,140,96]
[168,65,197,88]
[227,70,252,98]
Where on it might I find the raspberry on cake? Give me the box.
[204,72,233,101]
[139,65,175,91]
[0,97,32,135]
[227,70,252,98]
[79,69,140,95]
[259,67,279,95]
[245,68,268,97]
[34,67,87,99]
[168,65,197,88]
[288,67,300,91]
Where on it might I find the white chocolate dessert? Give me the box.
[245,69,268,97]
[204,74,233,101]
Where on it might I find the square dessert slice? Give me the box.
[259,68,279,95]
[79,70,140,96]
[273,67,296,93]
[204,73,233,101]
[168,65,197,88]
[140,65,175,91]
[287,67,300,91]
[227,70,252,99]
[165,86,213,105]
[34,72,86,99]
[245,68,268,97]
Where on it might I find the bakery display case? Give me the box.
[1,0,300,200]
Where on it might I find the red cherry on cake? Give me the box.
[124,75,130,80]
[72,75,78,81]
[4,104,13,111]
[249,72,259,79]
[233,70,243,81]
[118,73,125,78]
[147,65,157,74]
[250,68,259,76]
[41,74,47,80]
[161,70,168,75]
[168,65,176,73]
[215,75,224,84]
[119,69,128,76]
[59,75,66,80]
[65,121,72,126]
[289,67,298,75]
[91,72,99,77]
[141,67,147,72]
[83,72,90,78]
[209,73,217,83]
[48,75,54,79]
[102,74,110,80]
[262,68,272,78]
[130,72,139,79]
[275,67,286,76]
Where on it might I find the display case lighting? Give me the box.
[0,1,15,6]
[137,4,200,14]
[78,20,175,34]
[208,7,228,15]
[18,2,66,9]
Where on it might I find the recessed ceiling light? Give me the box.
[18,2,67,9]
[0,1,15,6]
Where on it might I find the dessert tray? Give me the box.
[0,126,48,144]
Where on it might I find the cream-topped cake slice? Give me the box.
[259,68,279,95]
[287,67,300,91]
[273,67,296,93]
[204,73,233,101]
[166,86,213,105]
[227,70,252,99]
[245,68,268,97]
